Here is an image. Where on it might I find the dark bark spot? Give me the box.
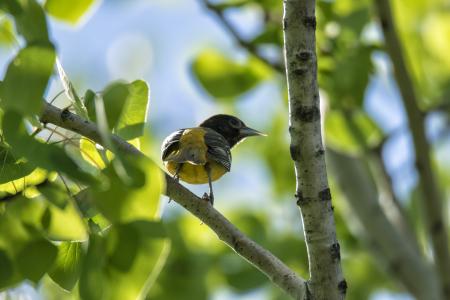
[444,285,450,300]
[318,188,332,201]
[294,105,320,122]
[288,126,294,135]
[431,220,443,235]
[338,280,347,294]
[293,68,307,76]
[232,236,243,252]
[61,108,71,122]
[296,192,312,205]
[380,18,389,31]
[283,19,288,30]
[415,159,423,172]
[290,144,301,161]
[304,16,316,30]
[295,192,304,206]
[296,50,312,62]
[388,260,401,274]
[315,149,325,157]
[330,243,341,261]
[305,282,312,300]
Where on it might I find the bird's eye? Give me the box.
[229,118,240,128]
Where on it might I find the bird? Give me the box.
[161,114,265,205]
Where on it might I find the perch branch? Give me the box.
[283,0,345,298]
[374,0,450,297]
[39,102,306,299]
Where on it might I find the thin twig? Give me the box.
[374,0,450,297]
[57,172,91,235]
[199,0,284,72]
[39,102,306,299]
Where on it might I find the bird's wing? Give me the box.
[161,129,185,161]
[204,128,232,171]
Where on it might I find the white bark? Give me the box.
[283,0,346,299]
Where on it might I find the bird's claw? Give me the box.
[201,193,214,206]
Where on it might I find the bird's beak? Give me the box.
[239,126,267,138]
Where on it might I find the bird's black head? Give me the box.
[199,114,265,148]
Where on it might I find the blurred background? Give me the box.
[1,0,449,299]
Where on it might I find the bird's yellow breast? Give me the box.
[165,161,228,184]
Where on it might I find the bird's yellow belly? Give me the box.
[166,161,228,184]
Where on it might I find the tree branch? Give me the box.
[283,0,346,299]
[39,102,306,299]
[344,111,421,254]
[328,149,442,300]
[374,0,450,297]
[200,0,284,72]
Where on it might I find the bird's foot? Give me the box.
[201,193,214,206]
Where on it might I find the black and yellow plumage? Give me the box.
[161,114,264,205]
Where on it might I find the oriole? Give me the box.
[161,114,264,205]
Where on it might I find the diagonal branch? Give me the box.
[200,0,284,72]
[374,0,450,297]
[283,0,345,299]
[39,102,306,299]
[328,149,442,300]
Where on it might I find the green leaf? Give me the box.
[2,110,96,185]
[73,188,97,218]
[38,182,68,209]
[0,0,23,15]
[16,239,58,283]
[0,196,42,288]
[49,242,85,291]
[0,168,47,196]
[102,82,130,130]
[325,110,383,154]
[0,143,36,184]
[320,45,374,109]
[262,113,296,195]
[0,45,55,116]
[2,192,87,241]
[84,89,97,122]
[56,59,88,119]
[91,156,163,223]
[80,138,106,169]
[0,17,16,46]
[251,23,283,46]
[115,80,149,140]
[209,0,251,10]
[0,249,14,287]
[12,0,50,44]
[191,50,271,100]
[44,0,96,24]
[79,221,170,300]
[221,254,267,292]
